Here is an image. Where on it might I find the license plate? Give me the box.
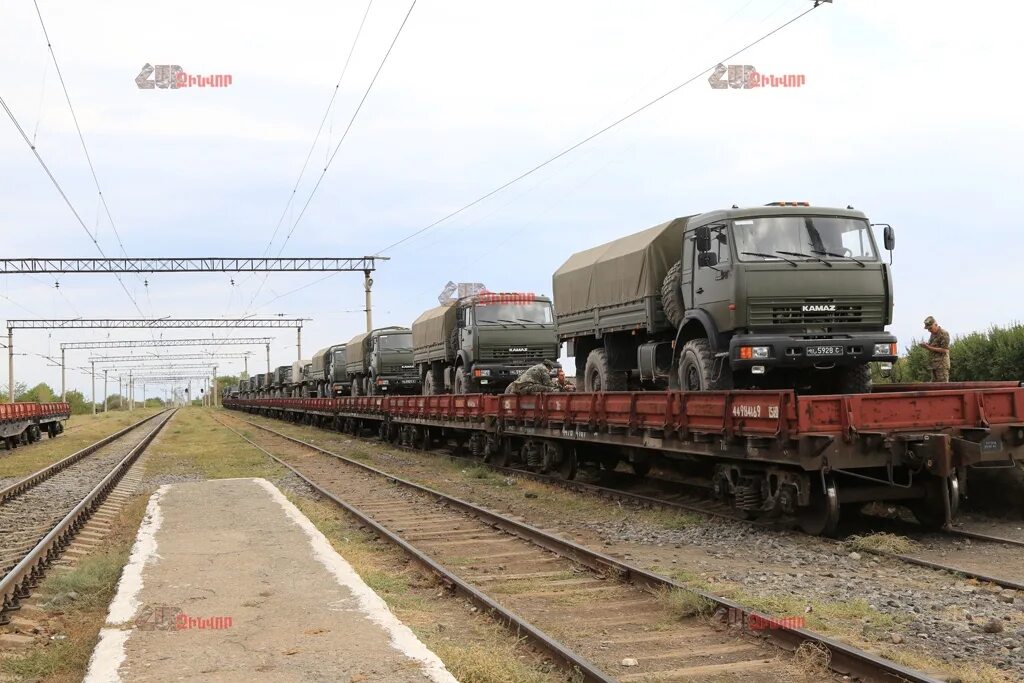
[807,345,844,357]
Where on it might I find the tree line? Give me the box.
[875,322,1024,384]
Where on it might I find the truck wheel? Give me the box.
[837,363,872,394]
[660,260,685,328]
[351,379,361,397]
[678,339,731,391]
[454,366,470,394]
[425,365,444,395]
[584,349,626,392]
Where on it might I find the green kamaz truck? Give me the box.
[553,203,898,393]
[345,326,420,396]
[308,344,351,397]
[412,293,559,394]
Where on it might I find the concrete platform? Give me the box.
[84,478,457,682]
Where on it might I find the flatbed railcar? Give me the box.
[225,382,1024,535]
[0,402,71,450]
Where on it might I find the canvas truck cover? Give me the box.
[552,217,689,317]
[291,359,310,381]
[412,304,456,357]
[345,332,370,373]
[311,346,331,377]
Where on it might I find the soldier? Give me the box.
[919,316,951,382]
[505,360,561,395]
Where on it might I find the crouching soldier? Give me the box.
[505,360,562,395]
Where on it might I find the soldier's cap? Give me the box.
[541,359,555,368]
[923,316,936,328]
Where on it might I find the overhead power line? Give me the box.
[277,0,418,256]
[261,0,376,260]
[30,0,149,317]
[374,1,826,255]
[243,0,416,315]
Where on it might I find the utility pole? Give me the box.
[118,376,123,409]
[7,327,13,402]
[129,370,133,411]
[103,369,108,413]
[212,365,218,408]
[61,347,66,400]
[297,328,302,361]
[91,360,96,415]
[266,343,270,374]
[364,269,374,332]
[243,354,248,377]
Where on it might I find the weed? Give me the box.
[847,532,920,555]
[660,587,715,618]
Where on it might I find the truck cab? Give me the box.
[670,204,897,392]
[346,327,420,395]
[455,293,558,393]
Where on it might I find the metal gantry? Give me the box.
[8,320,305,401]
[0,257,386,273]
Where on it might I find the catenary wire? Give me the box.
[373,2,824,256]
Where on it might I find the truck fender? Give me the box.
[455,350,472,370]
[670,312,722,371]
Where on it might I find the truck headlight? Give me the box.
[874,343,897,356]
[739,346,770,360]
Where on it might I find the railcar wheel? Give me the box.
[797,476,841,536]
[630,461,652,478]
[910,475,959,530]
[543,442,577,480]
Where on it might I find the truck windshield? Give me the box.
[475,302,553,325]
[377,333,412,351]
[332,350,345,364]
[733,216,877,262]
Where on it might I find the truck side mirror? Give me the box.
[695,225,711,252]
[883,225,895,251]
[697,252,718,268]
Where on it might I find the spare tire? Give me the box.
[661,260,685,328]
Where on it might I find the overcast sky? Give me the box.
[2,0,1021,397]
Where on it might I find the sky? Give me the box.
[2,0,1022,398]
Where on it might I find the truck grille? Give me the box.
[748,297,884,328]
[481,346,554,362]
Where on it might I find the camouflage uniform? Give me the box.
[505,363,558,395]
[924,316,950,382]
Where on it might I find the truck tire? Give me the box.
[425,364,445,395]
[584,349,627,392]
[351,377,362,397]
[678,339,732,391]
[837,363,872,394]
[454,366,470,394]
[661,260,685,328]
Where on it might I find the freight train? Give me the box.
[225,381,1024,536]
[0,402,70,450]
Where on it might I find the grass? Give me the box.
[847,532,921,555]
[660,587,715,618]
[0,493,151,682]
[143,407,288,480]
[288,494,565,682]
[878,647,1016,683]
[0,408,161,480]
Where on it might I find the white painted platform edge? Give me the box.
[255,477,459,683]
[83,484,170,683]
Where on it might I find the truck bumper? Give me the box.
[374,376,422,393]
[470,362,561,389]
[728,332,898,371]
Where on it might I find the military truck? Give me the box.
[412,292,559,394]
[309,344,351,397]
[289,359,310,397]
[254,373,268,397]
[270,365,292,398]
[553,203,898,394]
[345,327,420,396]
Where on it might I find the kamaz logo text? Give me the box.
[801,304,836,312]
[509,347,528,352]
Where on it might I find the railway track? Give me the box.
[0,409,174,623]
[215,412,940,683]
[237,408,1024,594]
